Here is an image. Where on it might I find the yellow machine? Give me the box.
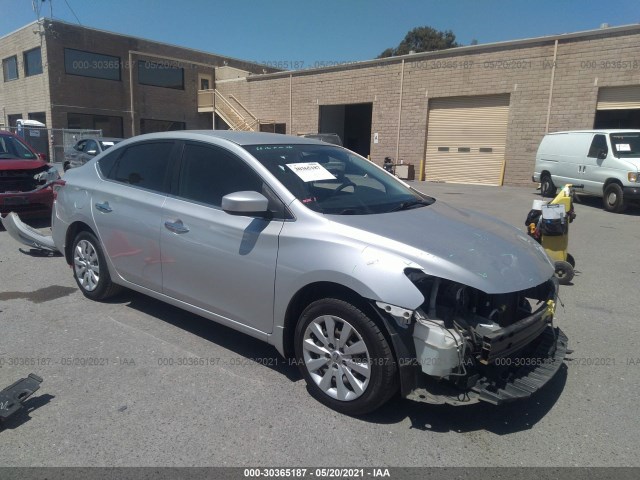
[526,184,579,284]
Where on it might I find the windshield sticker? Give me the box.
[616,144,631,151]
[287,162,336,182]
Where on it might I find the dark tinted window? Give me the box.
[588,134,608,158]
[24,48,42,76]
[138,60,184,89]
[97,149,120,178]
[179,143,263,207]
[108,142,173,193]
[67,112,124,138]
[64,48,121,81]
[85,140,99,154]
[3,56,18,81]
[140,118,186,134]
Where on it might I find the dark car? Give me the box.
[0,130,59,218]
[64,137,123,171]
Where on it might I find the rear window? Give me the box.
[0,135,37,160]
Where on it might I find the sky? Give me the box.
[1,0,639,68]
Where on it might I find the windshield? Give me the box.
[0,134,37,160]
[244,144,433,215]
[610,133,640,158]
[99,140,120,150]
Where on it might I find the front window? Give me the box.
[0,135,37,160]
[244,144,433,215]
[610,132,640,158]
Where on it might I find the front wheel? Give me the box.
[72,231,121,300]
[294,299,398,415]
[603,183,626,213]
[540,174,557,198]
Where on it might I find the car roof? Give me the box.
[548,129,640,135]
[125,130,328,146]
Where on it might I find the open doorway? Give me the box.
[319,103,372,157]
[594,109,640,129]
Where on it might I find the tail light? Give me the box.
[52,179,66,200]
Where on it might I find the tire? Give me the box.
[566,253,575,268]
[63,162,70,172]
[72,231,121,300]
[294,298,398,415]
[603,183,626,213]
[540,173,557,198]
[554,260,574,285]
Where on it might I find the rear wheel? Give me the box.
[554,260,574,285]
[540,173,557,198]
[72,231,121,300]
[294,298,398,415]
[603,183,626,213]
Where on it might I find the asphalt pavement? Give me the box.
[0,182,638,467]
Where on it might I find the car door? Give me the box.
[583,134,608,195]
[92,140,178,291]
[160,141,285,333]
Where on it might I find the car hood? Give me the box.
[327,201,554,294]
[0,159,48,171]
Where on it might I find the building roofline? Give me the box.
[0,20,41,42]
[247,23,640,81]
[41,18,277,72]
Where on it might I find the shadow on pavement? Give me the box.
[0,394,55,432]
[111,291,302,383]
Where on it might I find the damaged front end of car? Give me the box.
[375,270,567,406]
[0,164,59,217]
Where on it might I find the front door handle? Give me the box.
[164,220,189,234]
[95,201,112,213]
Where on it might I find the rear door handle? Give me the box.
[164,220,189,234]
[95,201,112,213]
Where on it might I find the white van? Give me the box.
[533,130,640,212]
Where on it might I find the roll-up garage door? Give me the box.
[424,94,510,185]
[597,86,640,110]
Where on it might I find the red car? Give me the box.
[0,130,59,218]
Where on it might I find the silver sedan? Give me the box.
[48,131,567,415]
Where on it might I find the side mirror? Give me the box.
[598,150,607,160]
[221,191,269,217]
[37,152,47,161]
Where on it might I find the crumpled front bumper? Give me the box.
[407,325,568,405]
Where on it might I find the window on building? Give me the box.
[3,56,19,81]
[28,112,46,124]
[138,60,184,90]
[588,134,608,158]
[7,114,22,127]
[24,47,43,76]
[107,142,174,193]
[64,48,121,81]
[140,118,186,134]
[67,113,124,138]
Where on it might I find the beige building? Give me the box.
[215,24,640,185]
[0,19,274,160]
[3,19,640,184]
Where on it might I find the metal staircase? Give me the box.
[198,90,275,131]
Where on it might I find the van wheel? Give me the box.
[603,183,626,213]
[540,174,556,198]
[294,298,398,415]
